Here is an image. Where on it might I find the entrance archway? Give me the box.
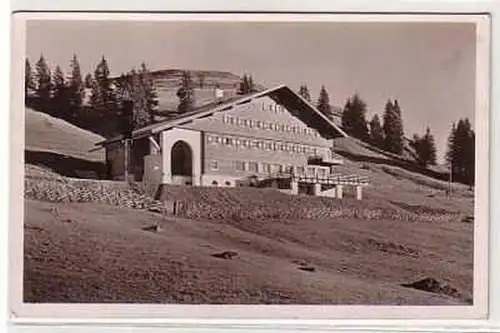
[171,140,193,185]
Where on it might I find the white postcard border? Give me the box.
[6,9,495,331]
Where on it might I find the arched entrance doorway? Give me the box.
[171,140,193,185]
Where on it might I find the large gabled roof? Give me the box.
[95,84,348,147]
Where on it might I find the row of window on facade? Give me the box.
[221,114,319,137]
[240,101,287,114]
[209,160,329,177]
[206,134,322,156]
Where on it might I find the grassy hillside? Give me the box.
[24,195,472,304]
[25,108,107,179]
[25,107,105,162]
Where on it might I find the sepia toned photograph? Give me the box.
[10,12,490,319]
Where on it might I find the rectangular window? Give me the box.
[296,166,305,175]
[263,122,269,130]
[318,168,326,178]
[223,137,231,145]
[257,121,262,129]
[210,160,218,171]
[265,141,272,150]
[280,124,285,132]
[248,162,258,173]
[307,167,316,177]
[235,161,246,171]
[207,135,213,143]
[262,163,272,174]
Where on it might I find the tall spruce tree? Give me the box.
[25,58,36,99]
[67,54,85,112]
[129,68,150,129]
[341,93,369,141]
[446,118,475,186]
[413,127,437,167]
[369,114,384,148]
[298,84,311,102]
[317,85,332,119]
[177,70,195,114]
[35,54,53,107]
[140,62,159,118]
[382,99,405,155]
[52,64,68,115]
[90,56,117,112]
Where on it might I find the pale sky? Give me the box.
[26,20,477,162]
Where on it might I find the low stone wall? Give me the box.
[24,177,161,209]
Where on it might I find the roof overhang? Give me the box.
[94,84,348,148]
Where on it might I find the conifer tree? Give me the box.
[35,54,53,106]
[317,85,332,119]
[90,56,117,112]
[369,114,384,148]
[68,54,85,112]
[51,65,68,115]
[25,58,36,99]
[140,62,159,117]
[446,118,475,185]
[341,93,369,141]
[298,84,311,102]
[177,70,195,114]
[413,127,437,167]
[382,99,405,155]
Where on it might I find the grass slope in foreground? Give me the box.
[24,182,473,304]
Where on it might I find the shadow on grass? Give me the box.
[25,150,107,180]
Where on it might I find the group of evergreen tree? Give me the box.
[25,54,86,118]
[25,54,160,131]
[298,84,312,102]
[297,83,444,170]
[341,94,369,142]
[116,63,159,130]
[446,118,475,186]
[298,83,336,121]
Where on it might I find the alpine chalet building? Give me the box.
[96,84,368,199]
